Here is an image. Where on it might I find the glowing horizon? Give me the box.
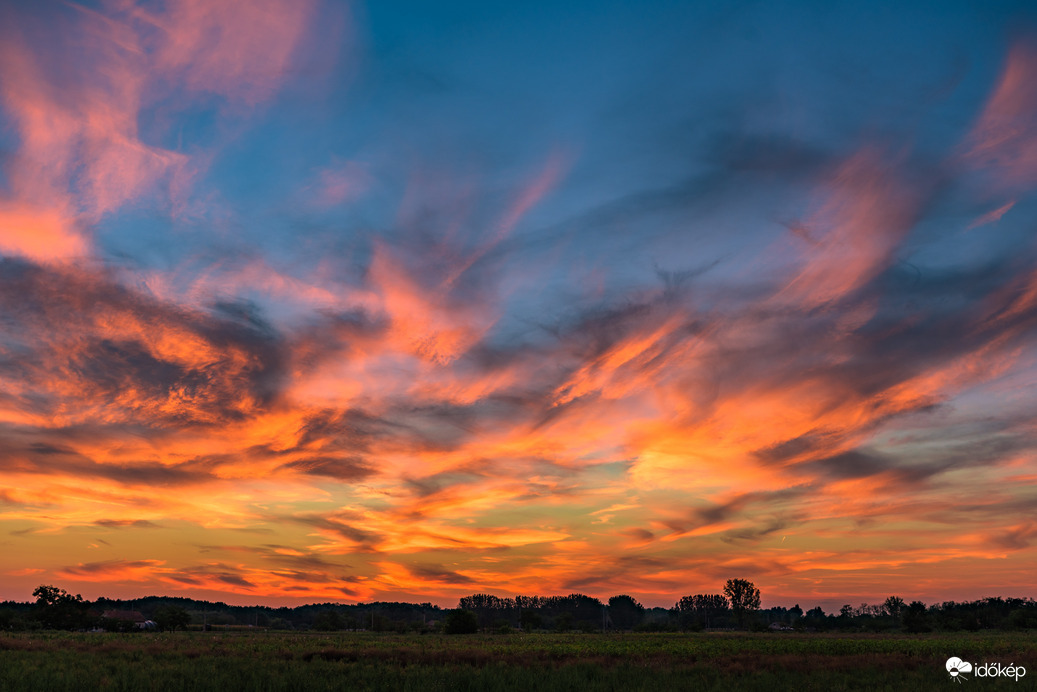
[2,0,1037,613]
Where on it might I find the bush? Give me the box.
[554,613,574,632]
[312,611,343,631]
[444,609,478,634]
[519,610,542,632]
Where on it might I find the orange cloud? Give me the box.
[0,202,85,261]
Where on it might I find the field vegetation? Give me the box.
[1,630,1033,691]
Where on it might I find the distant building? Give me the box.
[102,610,156,629]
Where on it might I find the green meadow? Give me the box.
[1,631,1034,691]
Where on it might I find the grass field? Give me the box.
[1,631,1033,691]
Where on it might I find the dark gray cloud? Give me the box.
[288,513,382,551]
[0,258,287,429]
[94,519,163,529]
[991,523,1037,551]
[216,574,255,588]
[0,430,216,486]
[57,559,159,577]
[409,564,476,584]
[277,456,374,481]
[662,488,810,538]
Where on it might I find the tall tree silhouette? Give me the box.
[608,595,645,630]
[724,579,761,630]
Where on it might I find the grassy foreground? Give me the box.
[1,630,1034,691]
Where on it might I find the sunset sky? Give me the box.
[2,0,1037,612]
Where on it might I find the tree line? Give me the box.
[2,581,1036,633]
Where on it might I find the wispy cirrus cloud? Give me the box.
[0,0,328,261]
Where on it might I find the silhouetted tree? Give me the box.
[458,594,516,629]
[608,595,645,630]
[903,600,931,633]
[883,596,904,625]
[32,585,89,630]
[724,579,761,630]
[674,594,729,630]
[673,596,695,630]
[154,605,191,632]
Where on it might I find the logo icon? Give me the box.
[946,657,973,683]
